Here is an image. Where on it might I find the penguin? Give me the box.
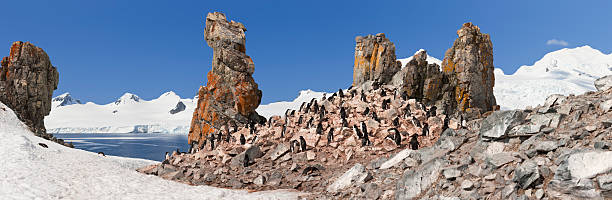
[340,107,347,119]
[165,152,170,160]
[361,122,368,138]
[297,115,303,125]
[394,129,402,146]
[460,115,467,128]
[362,130,371,146]
[268,117,273,128]
[409,134,419,150]
[232,122,238,133]
[321,93,326,102]
[401,91,408,101]
[313,101,319,114]
[350,89,357,98]
[304,103,311,113]
[393,117,400,127]
[338,89,344,98]
[372,111,380,122]
[361,91,367,102]
[327,127,334,144]
[299,136,307,152]
[443,116,450,131]
[422,123,429,136]
[250,125,255,135]
[353,125,363,138]
[243,154,250,167]
[281,124,287,137]
[342,118,349,127]
[429,105,437,117]
[320,105,326,115]
[240,134,246,145]
[363,107,370,115]
[299,102,306,112]
[251,135,258,144]
[327,95,334,102]
[411,117,421,128]
[38,143,48,148]
[404,105,412,117]
[347,85,353,90]
[319,108,325,120]
[290,110,296,116]
[98,152,106,157]
[381,89,387,97]
[209,134,215,150]
[290,140,300,153]
[217,131,223,144]
[307,117,314,128]
[382,99,389,110]
[316,122,323,135]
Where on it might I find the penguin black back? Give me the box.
[327,127,334,144]
[299,136,307,152]
[240,134,246,145]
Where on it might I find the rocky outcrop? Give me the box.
[353,33,402,86]
[595,75,612,91]
[188,12,262,147]
[391,50,445,105]
[441,22,497,114]
[0,41,58,135]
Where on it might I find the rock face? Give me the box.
[0,41,58,134]
[441,22,497,114]
[361,23,497,117]
[352,33,401,86]
[391,50,444,104]
[188,12,262,147]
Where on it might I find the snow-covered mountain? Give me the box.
[51,93,82,108]
[45,91,197,134]
[494,45,612,109]
[46,46,611,134]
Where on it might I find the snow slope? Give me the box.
[256,90,331,119]
[398,49,443,67]
[0,102,300,199]
[45,92,197,134]
[494,45,612,109]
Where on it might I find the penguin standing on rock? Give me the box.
[409,134,419,150]
[372,111,380,122]
[338,89,344,98]
[353,125,363,138]
[342,118,349,127]
[361,91,367,102]
[327,127,334,144]
[281,124,286,137]
[299,136,307,152]
[362,130,371,146]
[422,123,429,136]
[340,107,347,119]
[361,122,368,138]
[290,140,300,153]
[316,122,323,135]
[243,154,250,167]
[165,152,170,160]
[393,117,400,127]
[363,107,370,115]
[240,134,246,145]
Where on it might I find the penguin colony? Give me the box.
[150,83,467,193]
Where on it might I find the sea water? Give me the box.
[55,133,190,161]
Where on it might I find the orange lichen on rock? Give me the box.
[188,12,262,148]
[441,22,497,115]
[352,33,401,86]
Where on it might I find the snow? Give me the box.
[46,46,612,134]
[256,89,331,119]
[397,49,443,67]
[51,93,82,108]
[45,92,197,134]
[494,45,612,109]
[0,102,300,199]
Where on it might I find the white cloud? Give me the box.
[546,39,569,46]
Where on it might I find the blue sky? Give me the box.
[1,0,611,104]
